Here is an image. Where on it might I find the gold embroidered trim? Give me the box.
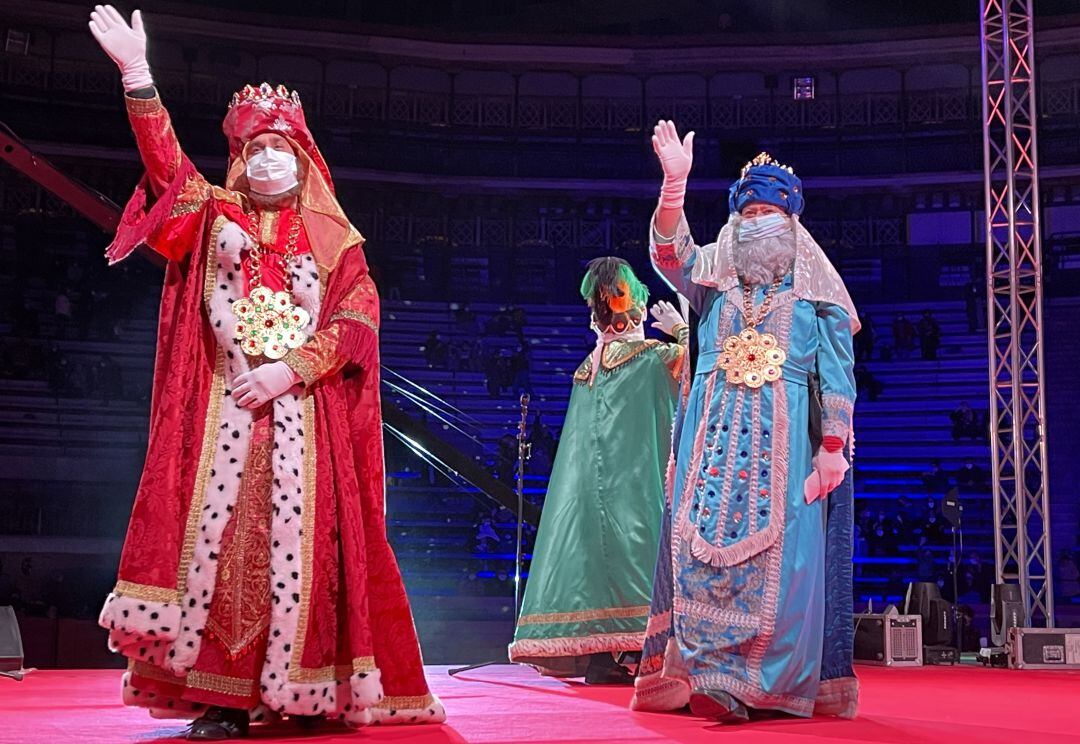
[371,693,435,711]
[288,393,318,683]
[603,339,658,370]
[205,215,230,305]
[125,93,164,116]
[517,605,651,626]
[285,655,376,683]
[131,659,185,685]
[260,210,279,246]
[573,357,592,383]
[187,670,255,697]
[170,200,206,218]
[573,340,660,384]
[353,656,377,673]
[178,350,226,597]
[673,324,690,344]
[282,349,319,387]
[287,663,353,683]
[331,309,378,333]
[210,185,245,207]
[114,580,181,604]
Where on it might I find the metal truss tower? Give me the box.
[979,0,1053,626]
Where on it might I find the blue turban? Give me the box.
[728,152,804,216]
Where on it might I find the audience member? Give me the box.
[917,309,941,360]
[950,401,983,441]
[892,314,916,358]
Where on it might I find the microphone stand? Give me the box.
[449,393,531,676]
[944,489,964,656]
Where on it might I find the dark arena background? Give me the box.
[1,0,1079,742]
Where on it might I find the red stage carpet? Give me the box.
[1,664,1078,743]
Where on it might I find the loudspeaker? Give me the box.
[942,487,962,528]
[991,583,1025,647]
[0,606,24,675]
[854,612,923,666]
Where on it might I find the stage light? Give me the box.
[793,76,815,101]
[904,581,959,665]
[990,583,1025,647]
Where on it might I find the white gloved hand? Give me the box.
[215,220,253,262]
[232,361,300,410]
[88,5,154,92]
[804,449,849,503]
[649,300,686,338]
[651,120,695,210]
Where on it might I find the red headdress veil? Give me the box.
[222,83,361,271]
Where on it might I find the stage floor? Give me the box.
[1,664,1079,743]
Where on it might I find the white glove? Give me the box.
[649,300,686,338]
[651,120,695,210]
[88,5,154,92]
[232,362,300,409]
[215,220,253,262]
[804,449,849,503]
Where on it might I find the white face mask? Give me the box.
[738,212,790,242]
[246,147,299,196]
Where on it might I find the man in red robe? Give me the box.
[88,6,445,739]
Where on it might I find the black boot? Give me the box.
[187,707,250,740]
[689,689,750,723]
[584,652,634,685]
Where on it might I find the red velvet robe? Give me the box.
[97,92,444,726]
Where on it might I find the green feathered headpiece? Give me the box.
[579,256,649,312]
[580,257,648,334]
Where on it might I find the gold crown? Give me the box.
[229,82,302,109]
[740,151,795,178]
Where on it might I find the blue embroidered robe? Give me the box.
[632,218,859,719]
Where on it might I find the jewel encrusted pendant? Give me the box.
[231,285,311,360]
[718,327,786,389]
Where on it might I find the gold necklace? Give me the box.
[230,210,312,360]
[718,277,787,389]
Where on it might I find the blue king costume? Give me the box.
[632,155,861,719]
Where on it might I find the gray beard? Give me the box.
[248,185,301,210]
[732,230,797,286]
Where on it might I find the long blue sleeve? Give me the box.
[814,302,857,443]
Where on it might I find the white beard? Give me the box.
[732,218,797,285]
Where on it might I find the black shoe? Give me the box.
[187,707,250,740]
[292,714,321,730]
[689,689,750,723]
[584,653,635,685]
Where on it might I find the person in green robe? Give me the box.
[508,257,689,683]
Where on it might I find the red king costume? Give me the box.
[96,82,445,727]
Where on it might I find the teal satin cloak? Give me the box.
[509,337,684,676]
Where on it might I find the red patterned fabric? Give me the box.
[103,92,433,714]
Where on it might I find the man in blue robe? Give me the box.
[632,121,860,722]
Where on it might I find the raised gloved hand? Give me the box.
[651,120,695,210]
[88,5,153,92]
[649,300,686,338]
[804,449,850,503]
[215,220,253,262]
[232,361,300,410]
